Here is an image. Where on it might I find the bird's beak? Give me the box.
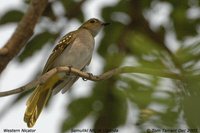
[102,22,110,26]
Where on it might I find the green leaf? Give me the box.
[61,97,93,132]
[176,42,200,65]
[0,10,23,24]
[104,53,125,70]
[140,0,152,8]
[171,8,198,40]
[94,86,127,129]
[98,22,125,58]
[123,77,154,108]
[138,58,166,70]
[160,109,179,127]
[126,31,162,57]
[18,31,58,62]
[183,96,200,128]
[183,74,200,95]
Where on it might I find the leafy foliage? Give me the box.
[61,97,93,132]
[0,10,24,24]
[18,31,58,62]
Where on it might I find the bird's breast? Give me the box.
[54,31,94,69]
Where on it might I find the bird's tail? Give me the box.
[24,75,59,128]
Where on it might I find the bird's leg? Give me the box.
[66,65,73,76]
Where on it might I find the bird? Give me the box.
[24,18,109,128]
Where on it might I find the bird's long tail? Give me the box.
[24,75,60,128]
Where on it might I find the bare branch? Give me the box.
[0,48,8,55]
[0,66,181,97]
[0,0,48,73]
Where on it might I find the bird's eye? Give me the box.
[90,20,96,23]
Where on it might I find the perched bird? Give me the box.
[24,18,109,127]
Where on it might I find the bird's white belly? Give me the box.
[54,37,94,69]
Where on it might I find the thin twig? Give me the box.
[0,0,48,73]
[0,66,181,97]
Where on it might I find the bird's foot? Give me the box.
[82,72,93,81]
[66,65,73,75]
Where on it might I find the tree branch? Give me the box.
[0,0,48,73]
[0,66,181,97]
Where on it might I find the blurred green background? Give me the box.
[0,0,200,132]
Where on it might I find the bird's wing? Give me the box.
[42,30,77,74]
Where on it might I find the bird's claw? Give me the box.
[66,65,72,75]
[88,72,93,78]
[82,78,87,81]
[82,72,93,81]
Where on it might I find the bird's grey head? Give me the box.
[79,18,109,37]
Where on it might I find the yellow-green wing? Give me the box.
[42,30,77,74]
